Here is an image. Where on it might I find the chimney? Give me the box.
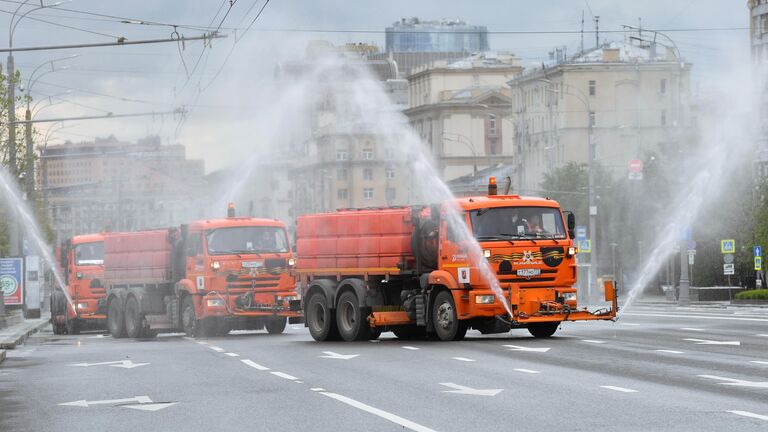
[665,46,678,62]
[602,48,620,62]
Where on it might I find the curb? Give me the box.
[0,319,50,350]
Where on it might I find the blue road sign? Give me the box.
[578,239,591,253]
[576,226,587,240]
[721,239,736,254]
[755,246,762,258]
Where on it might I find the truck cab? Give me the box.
[52,233,106,334]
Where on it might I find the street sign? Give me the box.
[755,246,762,257]
[724,263,735,275]
[627,172,643,180]
[688,252,695,265]
[756,256,762,271]
[0,258,24,306]
[576,226,586,240]
[721,239,736,254]
[628,159,643,173]
[578,239,591,253]
[723,254,734,264]
[688,240,697,251]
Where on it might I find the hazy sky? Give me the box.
[0,0,747,171]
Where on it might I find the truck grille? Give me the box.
[226,275,281,291]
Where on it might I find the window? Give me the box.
[660,78,667,94]
[386,188,396,202]
[361,149,374,160]
[589,111,596,128]
[363,168,373,181]
[488,114,497,137]
[337,188,348,200]
[386,168,395,179]
[588,80,596,96]
[661,110,667,126]
[337,168,348,181]
[336,150,348,161]
[363,188,374,200]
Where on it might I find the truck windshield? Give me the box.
[206,227,289,255]
[75,242,104,265]
[469,206,566,240]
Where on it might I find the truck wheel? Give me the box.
[181,296,199,337]
[306,292,339,341]
[124,296,143,339]
[336,291,371,342]
[392,325,426,340]
[51,293,67,335]
[527,322,559,338]
[265,317,287,334]
[107,299,127,338]
[369,327,382,340]
[432,291,467,341]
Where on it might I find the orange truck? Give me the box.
[295,178,617,342]
[103,206,302,339]
[51,233,106,335]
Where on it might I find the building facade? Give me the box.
[386,18,489,53]
[404,52,522,185]
[508,41,692,193]
[750,0,768,173]
[40,135,207,240]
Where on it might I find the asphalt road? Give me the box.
[2,302,767,432]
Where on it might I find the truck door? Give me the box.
[186,233,204,292]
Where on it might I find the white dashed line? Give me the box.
[618,322,641,326]
[680,327,705,331]
[241,360,270,371]
[656,350,684,354]
[295,381,304,384]
[756,334,768,337]
[451,357,475,362]
[581,339,606,344]
[513,368,540,374]
[208,346,225,352]
[601,386,638,393]
[369,340,381,343]
[402,346,420,350]
[311,388,325,392]
[750,360,768,365]
[727,410,768,421]
[319,391,438,432]
[622,312,768,323]
[196,341,208,345]
[224,353,240,357]
[271,371,299,381]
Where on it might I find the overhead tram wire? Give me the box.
[0,8,121,39]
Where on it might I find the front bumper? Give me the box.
[200,292,303,318]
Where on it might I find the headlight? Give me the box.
[475,295,495,304]
[211,261,220,270]
[206,298,225,307]
[288,258,296,267]
[483,249,491,258]
[567,247,577,256]
[563,292,577,301]
[77,302,88,309]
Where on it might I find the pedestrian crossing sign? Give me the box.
[577,239,591,253]
[721,239,736,254]
[756,256,762,271]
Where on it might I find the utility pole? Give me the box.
[678,235,690,306]
[587,111,597,302]
[7,53,20,257]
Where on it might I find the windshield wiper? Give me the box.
[476,235,503,241]
[500,233,537,244]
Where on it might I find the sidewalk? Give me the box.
[0,310,51,365]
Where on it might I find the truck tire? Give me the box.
[181,296,199,337]
[306,291,339,341]
[527,322,559,338]
[432,291,467,341]
[265,317,287,334]
[369,327,382,340]
[51,293,67,335]
[107,299,127,338]
[392,325,426,340]
[336,291,371,341]
[124,296,143,339]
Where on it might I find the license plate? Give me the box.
[516,268,541,277]
[242,261,263,268]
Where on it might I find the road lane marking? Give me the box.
[241,360,269,371]
[451,357,475,362]
[402,346,420,350]
[122,402,176,411]
[69,360,149,369]
[513,368,540,374]
[369,340,381,343]
[680,327,705,331]
[581,339,606,344]
[504,344,551,352]
[208,346,225,352]
[311,388,325,392]
[196,341,208,345]
[698,375,768,388]
[59,395,153,407]
[656,350,684,354]
[271,371,299,381]
[684,338,740,345]
[622,312,768,323]
[750,360,768,365]
[600,386,638,393]
[224,353,239,357]
[87,334,106,339]
[319,391,438,432]
[727,410,768,421]
[618,322,641,326]
[319,351,359,360]
[439,383,503,396]
[756,334,768,337]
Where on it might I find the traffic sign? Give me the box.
[628,159,643,173]
[578,239,591,253]
[576,226,587,240]
[755,246,762,257]
[688,240,697,251]
[723,254,734,264]
[756,256,762,271]
[688,252,695,265]
[724,263,735,275]
[721,239,736,254]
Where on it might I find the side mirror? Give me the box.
[565,211,575,238]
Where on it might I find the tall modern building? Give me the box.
[386,18,489,53]
[749,0,768,172]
